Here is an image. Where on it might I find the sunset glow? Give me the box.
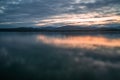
[0,0,120,80]
[36,13,120,26]
[0,0,120,28]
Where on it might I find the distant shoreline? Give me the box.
[0,30,120,32]
[0,28,120,32]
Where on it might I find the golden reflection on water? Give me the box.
[37,35,120,49]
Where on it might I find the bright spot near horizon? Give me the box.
[36,12,120,27]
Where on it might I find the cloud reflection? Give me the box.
[37,34,120,49]
[0,33,120,80]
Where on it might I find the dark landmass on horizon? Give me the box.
[0,25,120,32]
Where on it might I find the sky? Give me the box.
[0,0,120,28]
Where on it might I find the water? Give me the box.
[0,32,120,80]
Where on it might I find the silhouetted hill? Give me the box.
[53,25,120,31]
[0,25,120,32]
[55,25,97,30]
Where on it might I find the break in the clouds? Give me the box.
[0,0,120,27]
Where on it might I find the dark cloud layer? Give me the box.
[0,0,120,27]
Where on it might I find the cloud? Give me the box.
[73,0,96,4]
[36,13,120,26]
[0,0,120,27]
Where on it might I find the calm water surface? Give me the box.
[0,32,120,80]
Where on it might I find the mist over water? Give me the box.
[0,32,120,80]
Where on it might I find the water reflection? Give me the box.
[37,34,120,49]
[0,32,120,80]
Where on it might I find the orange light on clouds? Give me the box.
[36,12,120,26]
